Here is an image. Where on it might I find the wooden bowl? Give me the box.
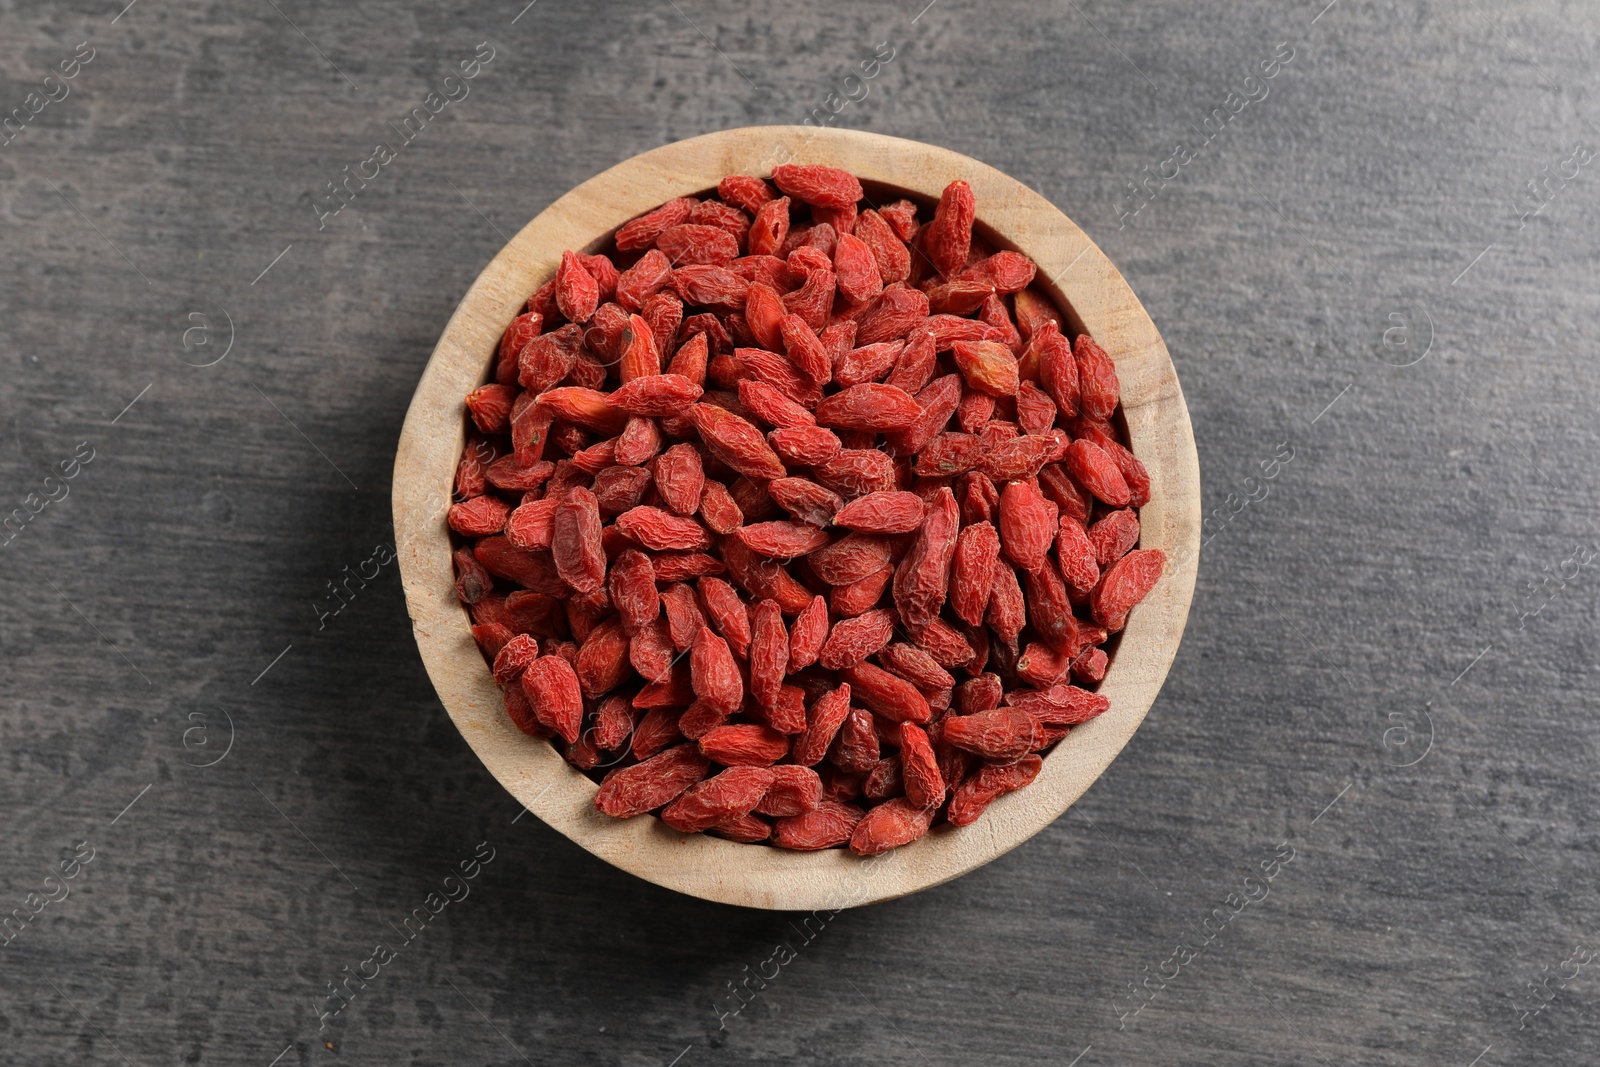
[393,126,1201,910]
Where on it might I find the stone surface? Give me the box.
[0,0,1596,1064]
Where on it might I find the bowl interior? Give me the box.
[393,126,1201,911]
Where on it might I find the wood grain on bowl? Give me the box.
[393,126,1201,910]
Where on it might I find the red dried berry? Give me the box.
[818,608,897,670]
[898,724,945,809]
[595,743,710,818]
[1089,508,1141,566]
[699,723,790,766]
[550,487,605,594]
[608,549,659,635]
[768,477,845,528]
[555,250,600,323]
[690,625,743,715]
[841,662,932,724]
[947,755,1041,827]
[698,479,744,535]
[925,180,976,277]
[830,705,881,771]
[753,764,822,817]
[606,373,702,416]
[690,403,787,480]
[615,196,696,253]
[1091,548,1166,631]
[653,443,705,516]
[780,596,827,675]
[656,223,740,267]
[1074,333,1121,421]
[849,797,934,856]
[519,655,584,744]
[855,285,931,346]
[771,164,863,210]
[997,480,1057,573]
[892,487,959,631]
[681,577,740,655]
[880,643,955,691]
[660,766,775,833]
[951,339,1020,397]
[832,491,926,534]
[1055,515,1101,595]
[950,521,1001,625]
[610,505,709,552]
[748,599,789,708]
[737,520,832,559]
[773,799,863,850]
[941,707,1040,761]
[1065,439,1132,507]
[448,495,510,537]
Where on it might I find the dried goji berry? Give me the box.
[1065,439,1132,507]
[768,477,844,528]
[855,284,931,346]
[608,549,659,635]
[661,766,775,833]
[924,180,976,277]
[719,175,777,216]
[753,763,823,817]
[830,563,893,618]
[832,490,926,534]
[830,705,881,771]
[947,755,1041,827]
[606,373,702,416]
[696,576,752,658]
[773,799,863,850]
[1091,548,1165,631]
[813,448,898,498]
[778,595,826,675]
[771,164,862,210]
[699,722,790,766]
[998,480,1057,573]
[690,402,787,480]
[519,655,584,743]
[809,533,894,586]
[737,520,832,559]
[614,505,712,551]
[1088,508,1141,566]
[624,710,681,758]
[779,313,831,385]
[855,208,911,285]
[892,487,959,631]
[652,443,705,516]
[898,724,945,809]
[555,250,600,323]
[656,223,740,267]
[941,707,1040,761]
[594,743,709,817]
[1074,333,1121,421]
[746,599,788,708]
[550,487,605,594]
[841,662,931,724]
[950,521,1000,626]
[819,608,897,670]
[697,478,743,534]
[1055,515,1101,595]
[849,797,934,855]
[690,625,743,714]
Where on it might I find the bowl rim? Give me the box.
[392,125,1201,911]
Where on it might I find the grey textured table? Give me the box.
[3,0,1597,1063]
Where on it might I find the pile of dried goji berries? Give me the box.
[450,164,1165,855]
